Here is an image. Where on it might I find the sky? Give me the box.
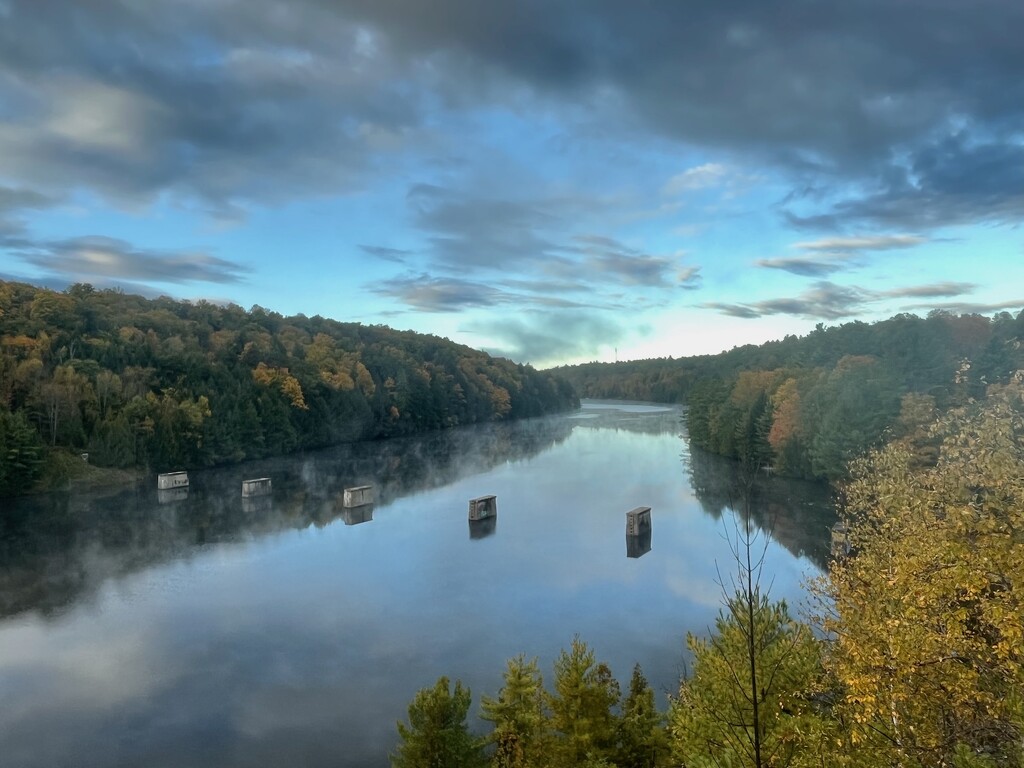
[1,0,1023,368]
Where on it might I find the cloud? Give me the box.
[755,256,852,277]
[2,0,1021,235]
[14,235,247,286]
[0,186,54,213]
[358,245,414,264]
[793,235,927,252]
[370,273,596,313]
[467,311,628,365]
[397,184,700,302]
[0,185,59,247]
[703,279,981,320]
[756,232,929,276]
[677,266,703,290]
[409,186,561,271]
[787,137,1024,231]
[0,8,422,211]
[883,281,975,299]
[662,163,728,195]
[371,274,505,312]
[565,234,688,288]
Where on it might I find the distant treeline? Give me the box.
[554,311,1024,481]
[0,280,577,496]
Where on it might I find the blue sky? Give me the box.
[1,0,1023,367]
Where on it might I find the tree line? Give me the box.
[554,310,1024,481]
[0,280,577,496]
[394,378,1024,767]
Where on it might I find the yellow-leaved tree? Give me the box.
[815,376,1024,767]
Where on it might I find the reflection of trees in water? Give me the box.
[0,416,574,620]
[685,444,837,571]
[570,405,683,436]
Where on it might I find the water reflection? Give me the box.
[342,505,374,526]
[685,443,836,570]
[0,416,574,621]
[468,516,497,540]
[0,401,836,768]
[626,530,652,558]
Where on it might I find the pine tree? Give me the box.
[391,676,484,768]
[548,637,621,767]
[481,655,548,768]
[617,664,668,768]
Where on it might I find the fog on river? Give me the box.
[0,401,835,768]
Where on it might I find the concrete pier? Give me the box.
[241,477,272,497]
[157,471,189,490]
[343,485,374,508]
[468,495,497,521]
[625,506,652,536]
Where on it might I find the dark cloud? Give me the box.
[704,279,982,320]
[370,273,597,313]
[358,245,414,264]
[14,235,247,286]
[794,235,927,252]
[410,187,562,271]
[467,311,628,365]
[400,186,698,300]
[371,274,505,312]
[0,185,59,247]
[3,0,1020,231]
[757,233,929,276]
[755,256,852,277]
[564,234,684,288]
[788,137,1024,230]
[0,186,54,213]
[0,2,423,211]
[883,281,975,299]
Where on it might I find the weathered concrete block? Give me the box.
[157,471,189,490]
[343,485,374,508]
[626,506,652,536]
[468,494,497,521]
[241,477,272,497]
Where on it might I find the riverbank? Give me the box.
[29,450,143,496]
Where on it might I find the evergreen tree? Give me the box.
[392,676,484,768]
[617,664,668,768]
[481,655,549,768]
[0,407,45,496]
[548,637,621,767]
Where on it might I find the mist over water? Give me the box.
[0,401,834,768]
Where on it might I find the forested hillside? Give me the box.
[555,311,1024,481]
[0,280,577,496]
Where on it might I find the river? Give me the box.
[0,400,834,767]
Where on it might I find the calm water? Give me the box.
[0,401,834,767]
